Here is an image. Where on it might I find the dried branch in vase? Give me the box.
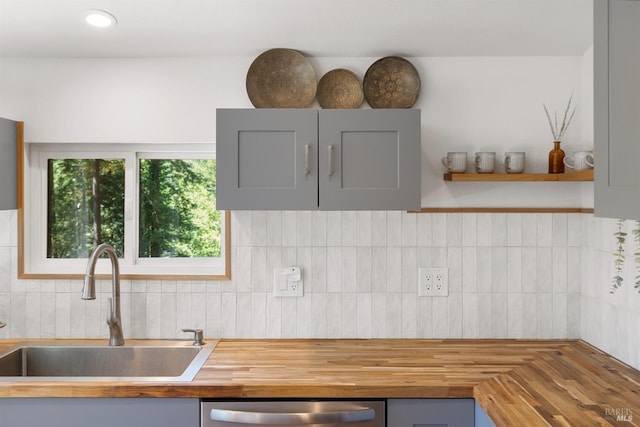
[543,95,576,141]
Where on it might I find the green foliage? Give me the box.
[611,219,626,293]
[47,157,220,260]
[138,159,220,258]
[48,159,125,258]
[634,221,640,292]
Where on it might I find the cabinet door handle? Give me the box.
[209,407,376,424]
[304,144,310,175]
[328,145,334,176]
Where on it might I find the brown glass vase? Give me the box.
[548,140,565,173]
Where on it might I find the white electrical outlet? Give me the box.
[418,267,449,297]
[273,267,304,297]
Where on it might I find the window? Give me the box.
[21,143,230,279]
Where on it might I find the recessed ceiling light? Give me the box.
[84,10,117,28]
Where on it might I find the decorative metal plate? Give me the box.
[316,68,364,109]
[246,48,317,108]
[363,56,421,108]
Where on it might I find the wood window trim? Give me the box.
[15,123,231,281]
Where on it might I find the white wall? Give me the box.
[0,55,592,208]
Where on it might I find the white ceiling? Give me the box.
[0,0,593,58]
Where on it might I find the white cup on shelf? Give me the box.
[442,152,468,173]
[474,152,496,174]
[504,152,525,174]
[586,153,594,168]
[564,151,594,171]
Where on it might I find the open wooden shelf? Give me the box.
[443,169,593,182]
[410,207,594,213]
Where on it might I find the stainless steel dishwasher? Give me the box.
[201,400,385,426]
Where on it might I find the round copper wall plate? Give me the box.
[363,56,421,108]
[317,68,364,109]
[246,48,317,108]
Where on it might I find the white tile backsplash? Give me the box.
[552,213,568,247]
[522,214,538,246]
[492,293,508,338]
[341,292,357,338]
[447,293,463,337]
[462,247,477,293]
[507,247,522,293]
[431,213,447,247]
[462,213,477,247]
[477,249,493,293]
[462,293,478,338]
[492,247,507,293]
[0,209,638,369]
[522,293,538,337]
[581,216,640,369]
[491,213,507,246]
[477,214,492,247]
[507,214,522,247]
[446,213,462,247]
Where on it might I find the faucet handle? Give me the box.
[182,328,205,346]
[0,321,6,329]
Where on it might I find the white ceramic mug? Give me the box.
[564,151,594,171]
[504,152,525,174]
[586,153,594,168]
[442,152,467,173]
[474,152,496,174]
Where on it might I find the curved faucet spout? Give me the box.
[82,243,124,346]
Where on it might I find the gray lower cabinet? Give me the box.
[0,398,200,427]
[594,0,640,219]
[216,108,421,210]
[0,117,18,211]
[474,401,496,427]
[387,399,474,427]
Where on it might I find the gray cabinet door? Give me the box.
[387,399,475,427]
[0,117,17,211]
[216,109,318,210]
[594,0,640,219]
[318,109,421,211]
[0,398,200,427]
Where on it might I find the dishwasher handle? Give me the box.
[209,406,376,424]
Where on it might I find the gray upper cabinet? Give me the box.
[216,108,421,210]
[0,117,18,211]
[594,0,640,219]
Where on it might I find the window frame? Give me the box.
[19,140,230,280]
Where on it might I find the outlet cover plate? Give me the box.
[418,267,449,297]
[273,267,303,297]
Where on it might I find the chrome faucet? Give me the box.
[0,321,6,329]
[82,243,124,346]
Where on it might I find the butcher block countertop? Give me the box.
[1,339,639,426]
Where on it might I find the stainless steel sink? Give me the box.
[0,340,216,382]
